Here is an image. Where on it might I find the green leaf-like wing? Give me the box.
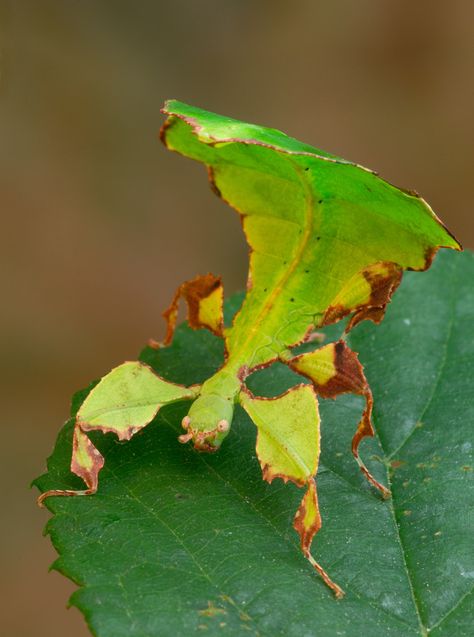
[162,100,460,367]
[34,251,474,636]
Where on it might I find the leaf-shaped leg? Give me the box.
[240,384,344,598]
[38,362,198,505]
[159,273,224,346]
[286,340,390,498]
[37,423,105,504]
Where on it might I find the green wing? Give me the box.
[161,100,460,368]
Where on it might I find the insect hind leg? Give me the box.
[285,340,390,499]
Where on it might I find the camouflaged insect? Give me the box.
[38,101,461,597]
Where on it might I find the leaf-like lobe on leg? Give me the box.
[38,362,198,504]
[77,361,197,440]
[240,384,320,486]
[240,384,344,597]
[293,478,321,551]
[287,340,389,498]
[294,479,345,599]
[70,424,105,492]
[162,273,224,345]
[37,425,105,505]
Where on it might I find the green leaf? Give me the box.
[35,250,474,637]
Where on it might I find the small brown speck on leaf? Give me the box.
[390,459,405,470]
[198,601,227,618]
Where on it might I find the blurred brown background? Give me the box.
[1,1,472,635]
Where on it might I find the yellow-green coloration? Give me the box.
[78,362,198,440]
[291,346,337,386]
[240,385,319,485]
[197,286,223,333]
[74,428,95,473]
[38,101,461,597]
[300,480,319,531]
[329,262,397,314]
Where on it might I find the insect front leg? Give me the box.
[37,423,104,506]
[37,361,198,506]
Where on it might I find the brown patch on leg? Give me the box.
[37,424,105,506]
[288,341,390,498]
[351,389,389,498]
[294,479,344,598]
[325,342,389,497]
[161,273,224,345]
[293,478,321,550]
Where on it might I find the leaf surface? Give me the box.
[35,250,474,637]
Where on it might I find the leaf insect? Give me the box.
[38,101,461,597]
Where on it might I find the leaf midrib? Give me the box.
[373,413,428,636]
[353,256,467,636]
[387,258,460,634]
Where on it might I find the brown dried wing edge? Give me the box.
[321,262,403,332]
